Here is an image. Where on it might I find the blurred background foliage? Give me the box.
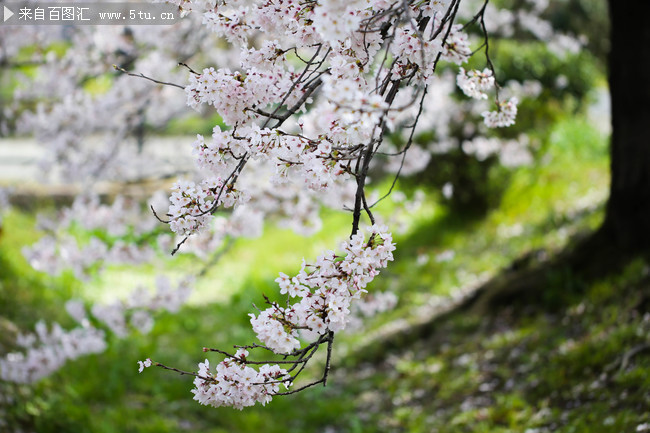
[1,0,649,432]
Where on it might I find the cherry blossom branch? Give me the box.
[137,0,521,411]
[154,361,210,380]
[461,0,491,31]
[178,62,200,75]
[478,2,501,101]
[371,88,429,208]
[113,65,185,90]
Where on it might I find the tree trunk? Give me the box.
[600,0,650,252]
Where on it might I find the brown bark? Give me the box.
[600,0,650,252]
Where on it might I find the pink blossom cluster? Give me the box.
[23,231,155,281]
[0,321,107,384]
[23,236,109,281]
[352,291,399,319]
[60,195,154,237]
[441,24,473,66]
[456,68,495,100]
[21,194,168,280]
[190,349,290,410]
[423,0,452,17]
[192,123,353,192]
[90,276,193,336]
[202,5,251,43]
[170,0,510,241]
[482,1,584,58]
[481,97,519,128]
[1,275,190,384]
[186,65,298,126]
[346,291,399,331]
[177,0,394,48]
[0,275,194,384]
[16,45,191,182]
[320,74,389,142]
[250,225,395,354]
[461,135,532,167]
[390,22,444,79]
[389,2,465,79]
[168,178,246,236]
[142,227,395,409]
[311,1,366,45]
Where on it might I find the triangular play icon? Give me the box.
[4,6,14,22]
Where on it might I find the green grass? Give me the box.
[3,115,649,433]
[334,259,650,433]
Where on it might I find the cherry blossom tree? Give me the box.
[0,0,593,411]
[128,0,530,409]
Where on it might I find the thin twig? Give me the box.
[113,65,185,89]
[154,362,209,380]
